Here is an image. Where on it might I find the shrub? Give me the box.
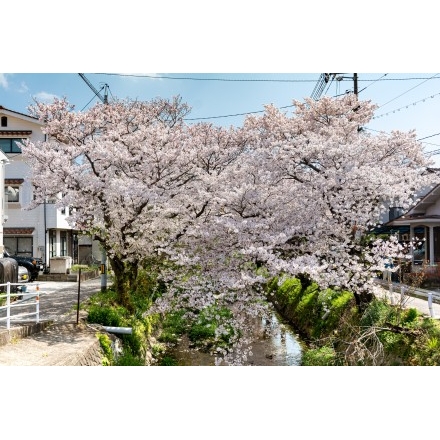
[302,346,338,366]
[158,310,188,344]
[402,308,419,325]
[96,333,113,366]
[360,299,394,327]
[120,320,146,358]
[87,305,124,327]
[293,283,320,332]
[114,350,145,366]
[70,264,92,273]
[159,355,179,366]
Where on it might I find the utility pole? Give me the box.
[311,73,337,100]
[78,73,108,104]
[78,74,109,291]
[318,73,358,97]
[353,73,358,97]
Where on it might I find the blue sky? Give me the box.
[2,72,440,165]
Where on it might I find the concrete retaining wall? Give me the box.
[0,322,52,347]
[37,270,100,282]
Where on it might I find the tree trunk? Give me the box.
[353,289,374,312]
[109,255,139,311]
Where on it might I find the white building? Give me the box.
[386,183,440,265]
[0,105,99,270]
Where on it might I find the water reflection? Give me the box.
[244,312,302,366]
[167,310,303,366]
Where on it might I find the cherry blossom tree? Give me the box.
[20,97,250,310]
[158,94,439,316]
[19,93,439,363]
[230,94,439,308]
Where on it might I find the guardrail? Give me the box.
[375,278,440,318]
[0,282,41,330]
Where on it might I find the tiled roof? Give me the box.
[0,105,39,120]
[5,178,24,184]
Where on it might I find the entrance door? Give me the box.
[434,227,440,263]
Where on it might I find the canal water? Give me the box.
[167,309,303,366]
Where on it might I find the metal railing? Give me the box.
[0,282,41,330]
[375,277,440,318]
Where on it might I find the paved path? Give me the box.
[374,278,440,319]
[0,277,105,366]
[1,277,103,325]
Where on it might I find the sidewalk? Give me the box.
[374,278,440,319]
[0,277,106,366]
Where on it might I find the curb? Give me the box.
[0,321,53,347]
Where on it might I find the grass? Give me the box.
[269,275,440,366]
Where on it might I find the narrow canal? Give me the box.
[167,309,304,366]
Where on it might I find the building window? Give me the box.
[389,207,404,221]
[60,231,67,256]
[49,230,56,257]
[5,185,20,203]
[1,116,7,127]
[4,236,33,257]
[0,138,23,153]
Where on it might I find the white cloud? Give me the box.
[18,81,29,93]
[32,91,59,103]
[0,74,9,89]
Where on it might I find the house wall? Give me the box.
[0,108,81,266]
[425,198,440,216]
[379,184,436,224]
[2,116,43,134]
[2,107,120,272]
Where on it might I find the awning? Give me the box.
[3,227,35,235]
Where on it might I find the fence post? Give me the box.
[36,290,40,324]
[76,267,81,325]
[389,281,395,305]
[428,292,435,318]
[400,285,406,304]
[6,281,10,330]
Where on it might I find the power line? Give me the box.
[425,149,440,156]
[184,103,296,121]
[377,73,440,109]
[419,141,440,147]
[94,73,440,83]
[95,73,318,83]
[417,132,440,141]
[358,73,388,95]
[77,74,440,133]
[364,127,440,154]
[373,90,440,120]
